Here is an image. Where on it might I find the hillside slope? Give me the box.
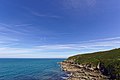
[67,48,120,79]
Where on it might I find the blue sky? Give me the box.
[0,0,120,58]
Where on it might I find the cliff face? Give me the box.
[60,48,120,80]
[60,60,108,80]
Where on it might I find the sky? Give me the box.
[0,0,120,58]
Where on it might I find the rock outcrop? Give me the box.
[60,60,109,80]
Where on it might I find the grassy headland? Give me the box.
[67,48,120,79]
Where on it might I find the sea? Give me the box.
[0,58,68,80]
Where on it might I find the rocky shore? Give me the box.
[59,60,109,80]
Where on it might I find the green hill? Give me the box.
[67,48,120,79]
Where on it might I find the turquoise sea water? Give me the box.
[0,58,66,80]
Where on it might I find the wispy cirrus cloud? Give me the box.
[0,23,20,46]
[35,38,120,51]
[0,36,120,58]
[0,23,27,35]
[0,23,34,47]
[23,7,61,18]
[0,22,119,55]
[31,11,61,18]
[0,22,52,48]
[14,23,32,27]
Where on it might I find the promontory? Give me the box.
[60,48,120,80]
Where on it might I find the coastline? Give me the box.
[59,60,109,80]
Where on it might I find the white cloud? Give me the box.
[0,23,27,35]
[35,37,120,51]
[0,36,120,58]
[31,11,60,18]
[14,24,32,27]
[23,7,61,18]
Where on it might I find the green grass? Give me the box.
[67,48,120,78]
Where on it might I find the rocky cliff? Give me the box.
[60,48,120,80]
[60,60,108,80]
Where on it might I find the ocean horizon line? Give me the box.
[0,58,67,59]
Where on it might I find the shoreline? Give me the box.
[59,60,109,80]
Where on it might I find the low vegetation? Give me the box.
[67,48,120,79]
